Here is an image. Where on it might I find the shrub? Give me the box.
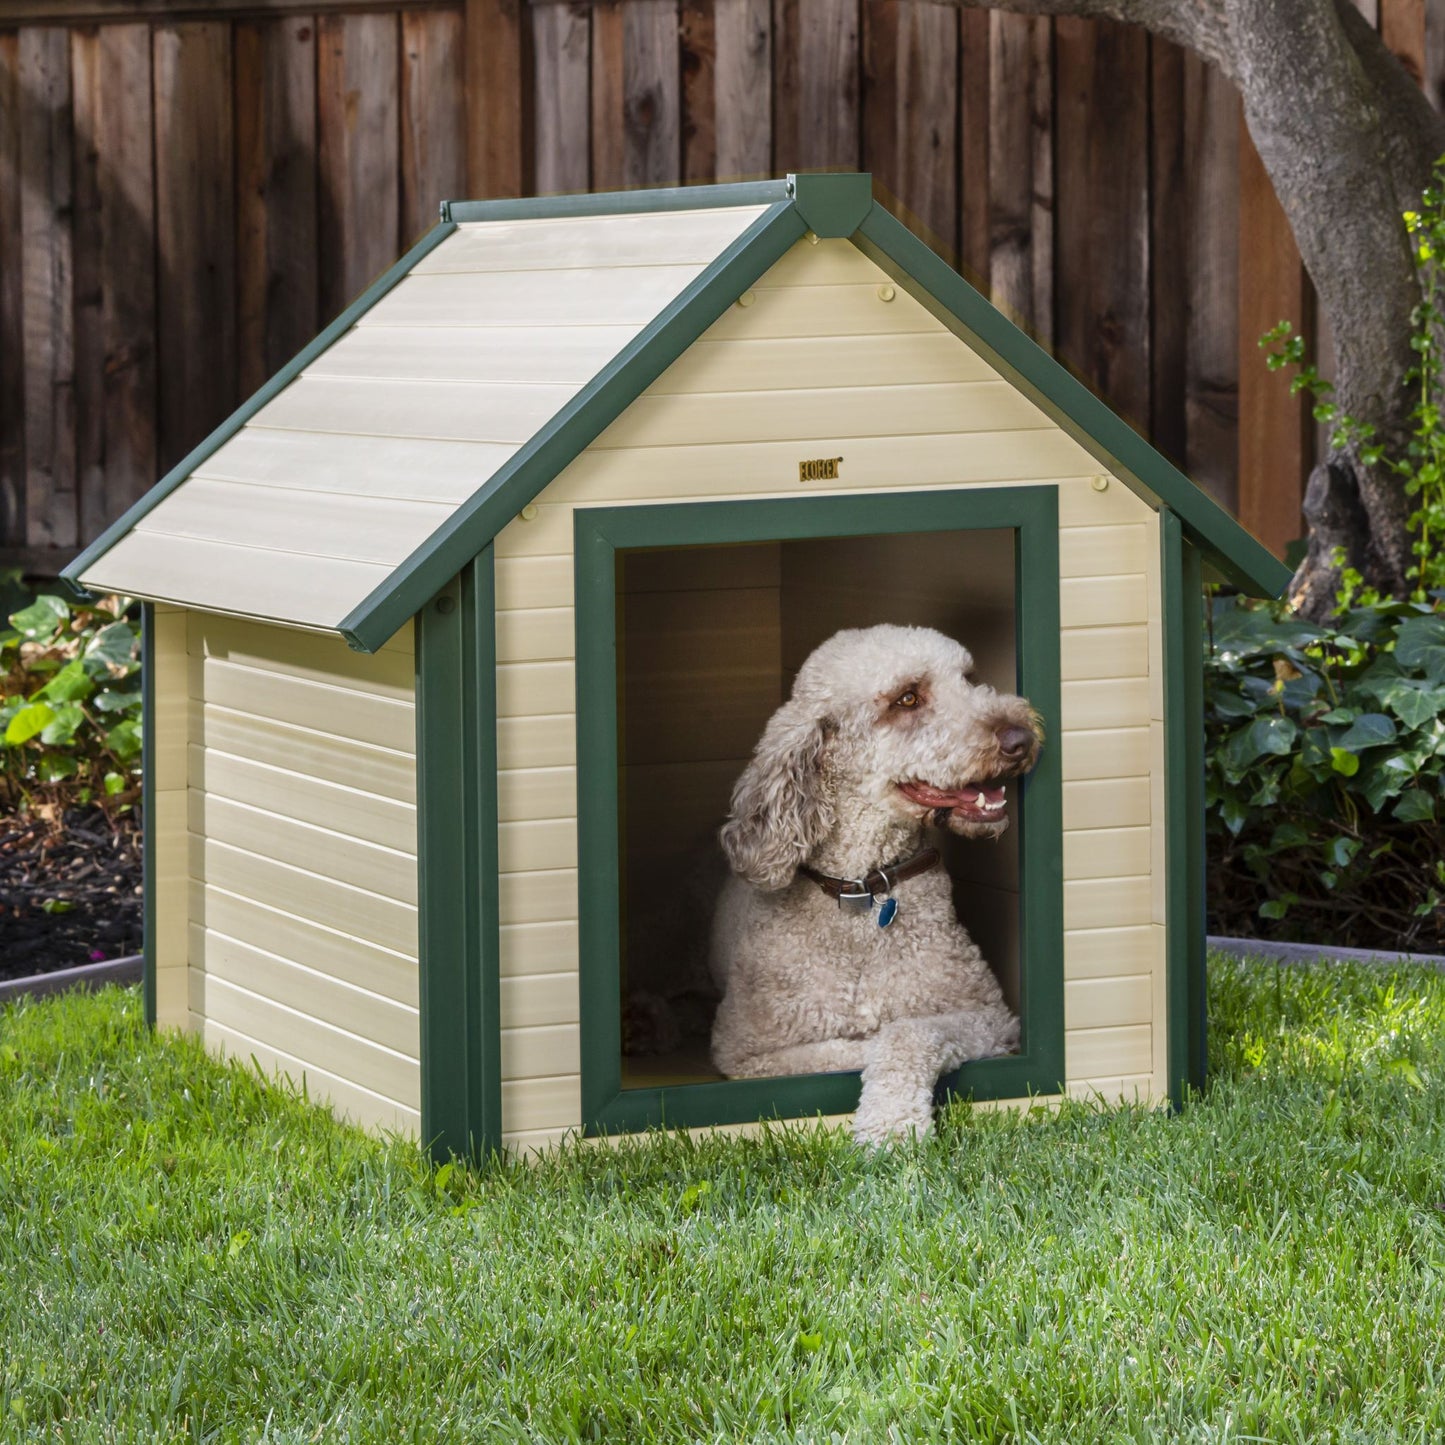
[0,573,143,820]
[1204,592,1445,951]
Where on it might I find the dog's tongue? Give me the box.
[899,780,1005,809]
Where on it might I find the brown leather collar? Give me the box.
[799,847,941,900]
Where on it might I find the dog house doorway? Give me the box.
[575,490,1064,1135]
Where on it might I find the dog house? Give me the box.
[65,174,1289,1159]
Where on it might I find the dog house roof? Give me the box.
[66,173,1291,652]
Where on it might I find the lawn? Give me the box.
[3,960,1445,1443]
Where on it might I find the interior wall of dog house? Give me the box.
[148,603,423,1136]
[494,236,1168,1156]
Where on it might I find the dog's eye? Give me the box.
[893,689,920,709]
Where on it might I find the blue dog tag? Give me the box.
[877,896,898,929]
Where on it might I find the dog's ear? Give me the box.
[719,700,834,891]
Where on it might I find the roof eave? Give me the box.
[852,205,1293,600]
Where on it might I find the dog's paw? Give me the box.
[850,1083,935,1147]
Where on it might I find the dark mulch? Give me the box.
[0,808,142,982]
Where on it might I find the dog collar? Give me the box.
[799,847,941,905]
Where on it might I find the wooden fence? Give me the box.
[0,0,1439,576]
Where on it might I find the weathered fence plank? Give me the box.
[713,0,768,179]
[623,0,680,186]
[533,1,590,194]
[958,7,989,283]
[774,0,858,171]
[236,16,316,397]
[590,0,625,189]
[154,22,235,476]
[402,8,466,234]
[680,0,715,182]
[465,0,526,198]
[0,33,23,550]
[20,27,77,549]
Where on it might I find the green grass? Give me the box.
[3,960,1445,1443]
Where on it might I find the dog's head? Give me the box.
[720,624,1042,889]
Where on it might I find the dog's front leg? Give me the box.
[722,1036,872,1079]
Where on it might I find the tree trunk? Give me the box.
[940,0,1445,616]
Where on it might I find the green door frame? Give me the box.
[574,487,1065,1135]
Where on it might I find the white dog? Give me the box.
[709,624,1041,1144]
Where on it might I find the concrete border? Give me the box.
[0,954,143,1003]
[1209,935,1445,972]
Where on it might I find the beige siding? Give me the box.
[182,612,421,1135]
[491,235,1169,1151]
[78,205,772,626]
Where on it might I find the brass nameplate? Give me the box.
[798,456,843,482]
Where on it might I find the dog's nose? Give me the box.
[996,725,1035,760]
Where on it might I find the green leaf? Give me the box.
[1334,713,1397,750]
[40,899,73,915]
[103,771,126,796]
[1330,747,1361,777]
[38,658,94,703]
[797,1331,824,1353]
[1395,614,1445,683]
[105,718,142,762]
[679,1181,713,1213]
[227,1230,252,1259]
[1387,1059,1425,1090]
[8,595,68,640]
[39,755,79,783]
[82,620,138,672]
[93,683,141,715]
[1325,836,1362,870]
[1394,789,1437,822]
[1259,899,1292,920]
[4,700,54,744]
[40,702,84,746]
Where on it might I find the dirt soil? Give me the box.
[0,808,142,982]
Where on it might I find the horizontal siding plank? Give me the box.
[192,612,415,693]
[501,1022,580,1080]
[543,438,1101,507]
[496,606,573,662]
[496,713,574,769]
[593,381,1052,450]
[501,971,578,1029]
[1063,875,1152,931]
[190,881,419,996]
[193,702,416,802]
[82,530,387,630]
[500,867,577,926]
[193,970,421,1108]
[189,746,416,853]
[497,660,574,717]
[1061,776,1152,831]
[1066,1023,1152,1081]
[1060,727,1151,781]
[196,658,416,753]
[502,1074,581,1133]
[498,766,576,822]
[1064,973,1153,1030]
[500,920,579,976]
[1058,574,1149,629]
[1059,523,1151,577]
[499,818,577,872]
[496,555,573,610]
[190,835,418,957]
[190,924,419,1057]
[255,375,578,443]
[140,477,451,566]
[363,264,706,327]
[1063,1074,1156,1104]
[1058,625,1149,681]
[1064,924,1158,979]
[504,1125,576,1156]
[414,207,769,274]
[197,428,517,505]
[204,1016,420,1136]
[1062,826,1152,880]
[754,239,896,287]
[699,281,947,339]
[650,332,997,393]
[307,324,638,385]
[189,792,418,901]
[1058,677,1150,731]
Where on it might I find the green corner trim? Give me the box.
[788,172,874,237]
[574,488,1064,1135]
[1162,510,1207,1106]
[140,602,156,1030]
[852,207,1293,601]
[445,179,790,223]
[61,221,459,592]
[339,199,808,652]
[415,556,502,1162]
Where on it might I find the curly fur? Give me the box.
[710,624,1041,1144]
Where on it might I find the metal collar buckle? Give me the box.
[838,879,875,914]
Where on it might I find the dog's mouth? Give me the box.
[897,778,1010,831]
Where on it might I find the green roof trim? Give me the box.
[790,171,873,238]
[61,220,460,596]
[337,198,809,651]
[851,205,1292,599]
[444,179,789,224]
